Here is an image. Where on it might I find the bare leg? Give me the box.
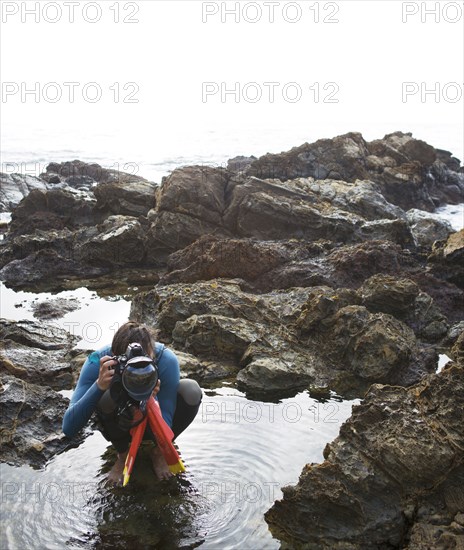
[107,450,128,486]
[149,446,173,480]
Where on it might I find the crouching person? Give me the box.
[62,321,202,485]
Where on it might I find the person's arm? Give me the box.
[156,347,180,428]
[62,351,105,438]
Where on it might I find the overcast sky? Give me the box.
[1,1,463,159]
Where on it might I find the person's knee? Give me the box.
[177,379,202,407]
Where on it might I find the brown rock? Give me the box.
[265,364,464,549]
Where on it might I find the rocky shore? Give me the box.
[1,131,463,545]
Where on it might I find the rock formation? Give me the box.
[265,360,464,549]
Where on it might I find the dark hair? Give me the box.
[111,321,157,357]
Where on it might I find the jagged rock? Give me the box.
[145,210,232,264]
[0,319,80,390]
[223,177,359,242]
[297,290,437,390]
[74,215,146,267]
[326,240,419,288]
[0,249,109,289]
[9,187,99,236]
[0,374,77,468]
[227,155,257,173]
[0,318,78,351]
[265,363,464,549]
[450,331,464,364]
[157,165,230,226]
[40,159,147,185]
[172,311,321,396]
[358,274,420,315]
[428,229,464,289]
[175,349,239,382]
[357,218,415,248]
[172,314,262,361]
[94,179,157,217]
[237,338,321,397]
[131,280,273,341]
[133,280,435,397]
[246,132,371,182]
[162,236,302,285]
[406,208,453,249]
[0,173,48,212]
[31,297,80,320]
[444,322,464,348]
[295,286,360,332]
[287,177,406,221]
[331,307,417,382]
[358,275,449,342]
[243,131,463,211]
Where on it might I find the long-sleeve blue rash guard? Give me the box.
[62,343,180,439]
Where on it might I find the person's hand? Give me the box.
[152,379,161,398]
[97,355,117,391]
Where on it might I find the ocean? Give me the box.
[2,123,463,184]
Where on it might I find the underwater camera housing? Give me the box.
[112,342,158,402]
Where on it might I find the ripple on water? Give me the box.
[0,388,356,549]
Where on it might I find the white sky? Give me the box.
[1,1,463,157]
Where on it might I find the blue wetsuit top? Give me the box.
[62,342,180,438]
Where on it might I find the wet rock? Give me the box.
[130,280,274,340]
[289,177,406,221]
[428,229,464,289]
[244,131,462,211]
[175,349,240,383]
[223,177,359,242]
[297,292,437,389]
[0,319,79,390]
[74,215,146,267]
[0,173,48,212]
[227,155,257,173]
[157,165,230,226]
[356,218,415,248]
[94,179,157,217]
[295,286,360,332]
[40,159,147,185]
[172,314,262,361]
[444,321,464,348]
[0,374,77,468]
[326,240,419,289]
[324,306,426,384]
[145,210,232,265]
[134,280,435,397]
[246,132,371,182]
[237,339,320,397]
[0,249,109,289]
[0,318,78,351]
[0,227,77,269]
[163,236,302,285]
[31,297,80,320]
[9,187,98,236]
[358,274,419,316]
[450,331,464,364]
[265,363,464,549]
[406,208,453,249]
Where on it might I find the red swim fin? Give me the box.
[122,416,147,487]
[146,397,185,475]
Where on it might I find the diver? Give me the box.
[62,321,202,485]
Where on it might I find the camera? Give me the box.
[111,342,158,402]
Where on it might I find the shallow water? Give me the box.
[0,387,356,549]
[0,282,357,548]
[0,282,131,350]
[0,203,461,547]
